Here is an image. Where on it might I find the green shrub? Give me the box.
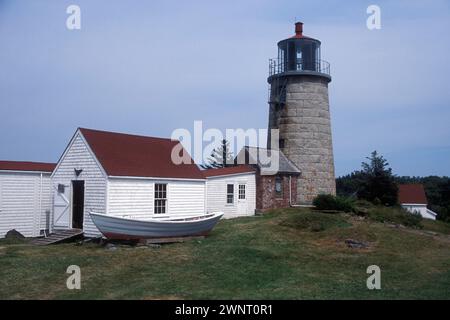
[313,194,354,213]
[404,212,424,228]
[335,197,355,212]
[367,206,423,229]
[313,194,335,209]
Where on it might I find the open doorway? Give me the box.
[72,180,85,229]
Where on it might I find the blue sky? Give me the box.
[0,0,449,177]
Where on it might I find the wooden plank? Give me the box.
[30,229,84,245]
[143,235,205,244]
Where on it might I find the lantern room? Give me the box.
[269,22,330,79]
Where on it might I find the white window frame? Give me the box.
[154,183,168,214]
[238,184,246,200]
[226,183,234,205]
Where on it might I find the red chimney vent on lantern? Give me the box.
[295,22,303,37]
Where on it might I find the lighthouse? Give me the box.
[267,22,335,204]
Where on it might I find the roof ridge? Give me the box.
[202,164,256,178]
[0,160,56,172]
[0,160,56,164]
[78,127,180,142]
[202,164,253,170]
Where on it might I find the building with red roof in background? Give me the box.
[398,184,437,220]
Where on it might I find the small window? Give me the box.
[154,183,167,214]
[296,49,303,70]
[57,184,65,194]
[238,184,246,200]
[275,176,283,197]
[227,184,234,204]
[279,139,285,149]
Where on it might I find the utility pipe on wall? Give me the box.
[289,176,292,206]
[38,173,43,237]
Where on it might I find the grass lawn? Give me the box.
[0,208,449,299]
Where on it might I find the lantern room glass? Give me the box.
[278,39,321,73]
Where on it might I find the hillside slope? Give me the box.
[1,208,449,299]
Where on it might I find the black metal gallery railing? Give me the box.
[269,58,330,77]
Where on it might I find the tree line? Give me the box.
[203,141,450,222]
[336,151,450,222]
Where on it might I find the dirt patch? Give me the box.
[311,235,375,253]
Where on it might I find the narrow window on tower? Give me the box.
[279,139,285,149]
[275,176,283,197]
[296,46,303,70]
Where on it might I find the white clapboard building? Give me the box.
[203,166,256,219]
[0,128,257,238]
[0,161,55,237]
[51,128,209,238]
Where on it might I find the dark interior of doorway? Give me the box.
[72,180,85,229]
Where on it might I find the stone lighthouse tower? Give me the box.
[267,22,335,204]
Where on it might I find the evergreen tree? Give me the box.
[337,161,450,220]
[357,151,398,206]
[336,171,365,198]
[202,139,234,169]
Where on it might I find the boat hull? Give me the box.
[89,212,223,240]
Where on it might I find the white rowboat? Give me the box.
[89,211,223,240]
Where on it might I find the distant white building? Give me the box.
[398,184,437,220]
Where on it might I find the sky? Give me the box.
[0,0,449,177]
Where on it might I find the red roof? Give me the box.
[202,165,255,178]
[79,128,204,180]
[398,184,428,204]
[0,161,56,173]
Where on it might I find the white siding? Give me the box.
[52,133,107,237]
[206,173,256,218]
[168,181,205,215]
[39,174,52,232]
[0,171,52,238]
[107,178,206,218]
[402,204,437,220]
[108,179,154,219]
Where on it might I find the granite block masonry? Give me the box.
[267,22,336,204]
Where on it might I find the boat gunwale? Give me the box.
[89,211,224,224]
